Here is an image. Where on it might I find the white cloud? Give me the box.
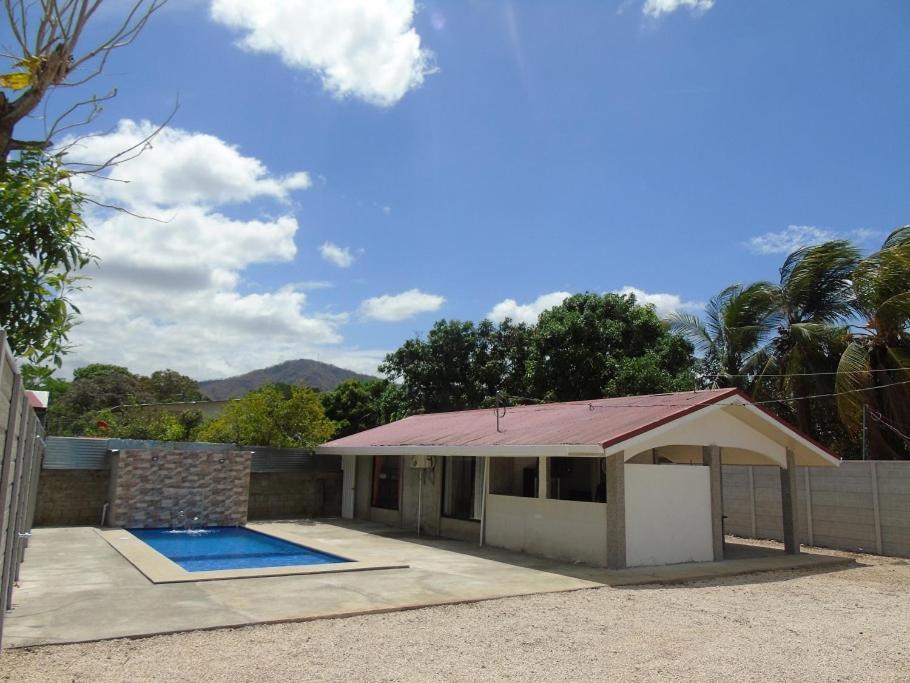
[486,291,571,325]
[319,242,355,268]
[210,0,435,106]
[56,122,381,380]
[360,289,445,322]
[614,286,704,317]
[744,224,882,255]
[65,119,310,208]
[643,0,715,18]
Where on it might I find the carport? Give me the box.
[317,388,840,569]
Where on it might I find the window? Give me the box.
[371,456,400,510]
[442,457,484,520]
[490,457,538,497]
[548,457,605,502]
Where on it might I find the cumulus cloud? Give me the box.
[360,289,445,322]
[744,225,879,255]
[57,121,387,379]
[210,0,435,106]
[66,119,310,208]
[486,292,571,325]
[643,0,715,18]
[614,286,704,317]
[319,242,355,268]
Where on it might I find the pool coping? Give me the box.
[97,524,409,583]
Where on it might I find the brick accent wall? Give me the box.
[108,449,251,528]
[34,469,111,526]
[248,471,342,520]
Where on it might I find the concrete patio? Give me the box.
[3,519,854,648]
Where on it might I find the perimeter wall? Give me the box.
[722,461,910,558]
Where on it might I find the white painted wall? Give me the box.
[624,464,713,567]
[484,494,607,566]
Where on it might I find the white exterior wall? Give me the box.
[624,464,713,567]
[484,494,607,566]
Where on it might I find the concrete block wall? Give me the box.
[34,470,110,526]
[108,449,251,528]
[722,461,910,558]
[247,471,341,519]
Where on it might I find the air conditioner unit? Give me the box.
[409,454,435,469]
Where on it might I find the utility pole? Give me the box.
[862,403,867,461]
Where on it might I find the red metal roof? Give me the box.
[323,388,741,449]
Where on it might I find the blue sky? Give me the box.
[6,0,909,379]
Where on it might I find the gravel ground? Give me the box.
[2,548,909,683]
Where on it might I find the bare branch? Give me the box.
[61,96,177,174]
[0,0,169,162]
[83,196,174,223]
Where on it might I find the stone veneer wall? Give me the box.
[108,449,252,528]
[34,469,111,526]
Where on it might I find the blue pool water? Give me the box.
[128,527,350,572]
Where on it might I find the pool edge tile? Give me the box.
[97,527,409,584]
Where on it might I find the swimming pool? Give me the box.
[127,527,350,572]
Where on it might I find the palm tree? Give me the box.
[750,240,861,438]
[668,283,775,390]
[836,226,910,459]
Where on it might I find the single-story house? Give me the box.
[316,388,839,569]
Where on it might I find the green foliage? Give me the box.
[836,226,910,459]
[141,370,206,403]
[380,318,536,413]
[46,364,205,436]
[379,294,695,414]
[320,379,405,438]
[87,408,204,442]
[0,151,95,370]
[669,283,776,389]
[528,293,695,401]
[198,384,336,448]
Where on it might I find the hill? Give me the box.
[197,359,378,400]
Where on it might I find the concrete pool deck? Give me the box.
[3,520,855,648]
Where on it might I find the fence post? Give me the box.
[748,465,757,538]
[871,461,883,555]
[804,467,814,547]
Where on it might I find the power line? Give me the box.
[498,379,910,412]
[698,367,910,379]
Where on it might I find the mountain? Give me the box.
[197,359,378,400]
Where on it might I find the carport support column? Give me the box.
[703,445,724,561]
[606,451,626,570]
[780,448,800,555]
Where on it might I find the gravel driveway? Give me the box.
[2,547,908,682]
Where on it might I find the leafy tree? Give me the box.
[380,318,534,414]
[88,407,203,441]
[669,283,775,390]
[45,364,202,435]
[320,379,410,438]
[836,226,910,459]
[47,364,150,434]
[320,379,385,438]
[0,152,94,369]
[141,369,206,403]
[528,292,695,401]
[198,384,336,448]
